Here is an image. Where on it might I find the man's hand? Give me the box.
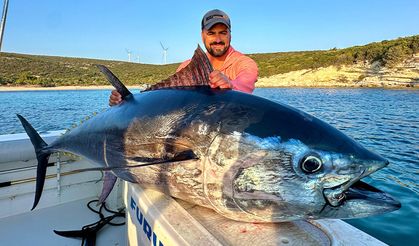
[109,90,122,106]
[209,70,232,89]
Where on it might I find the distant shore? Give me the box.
[1,55,417,91]
[0,85,143,91]
[0,83,416,92]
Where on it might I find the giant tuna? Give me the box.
[18,46,400,222]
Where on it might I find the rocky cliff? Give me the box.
[257,54,419,88]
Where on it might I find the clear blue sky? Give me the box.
[2,0,418,64]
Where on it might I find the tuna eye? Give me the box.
[301,155,323,174]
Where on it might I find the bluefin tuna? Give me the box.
[17,45,400,222]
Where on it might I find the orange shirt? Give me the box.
[176,46,258,93]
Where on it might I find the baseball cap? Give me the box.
[201,9,231,30]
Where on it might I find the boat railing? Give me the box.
[0,131,122,219]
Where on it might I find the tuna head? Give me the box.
[203,101,401,222]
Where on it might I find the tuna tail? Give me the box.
[17,114,52,210]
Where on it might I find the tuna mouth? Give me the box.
[323,158,392,207]
[343,180,400,208]
[323,171,366,207]
[322,176,401,210]
[322,157,402,212]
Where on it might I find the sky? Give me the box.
[1,0,418,64]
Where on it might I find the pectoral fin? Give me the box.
[98,172,118,204]
[72,150,199,173]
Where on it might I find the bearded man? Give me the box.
[109,9,258,106]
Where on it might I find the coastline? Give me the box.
[2,58,417,91]
[0,84,417,92]
[1,54,417,91]
[0,85,143,91]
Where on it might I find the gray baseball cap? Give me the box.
[201,9,231,30]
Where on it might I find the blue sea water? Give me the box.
[0,88,418,245]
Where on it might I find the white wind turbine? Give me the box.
[125,49,132,62]
[0,0,10,51]
[160,42,168,65]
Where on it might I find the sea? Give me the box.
[0,88,417,246]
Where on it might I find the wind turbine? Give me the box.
[160,42,168,65]
[0,0,10,51]
[125,49,132,62]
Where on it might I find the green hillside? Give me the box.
[249,35,419,77]
[0,54,179,86]
[0,35,417,87]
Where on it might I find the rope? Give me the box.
[54,199,125,246]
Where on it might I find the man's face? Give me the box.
[202,23,231,57]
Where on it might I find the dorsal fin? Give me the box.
[143,45,213,91]
[96,65,132,99]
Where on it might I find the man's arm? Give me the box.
[178,60,234,90]
[211,56,258,93]
[229,57,258,93]
[178,57,258,93]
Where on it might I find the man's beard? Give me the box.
[206,41,230,57]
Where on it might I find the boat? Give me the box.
[0,131,388,245]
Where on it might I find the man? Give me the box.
[109,9,258,106]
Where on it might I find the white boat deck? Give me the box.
[0,197,126,246]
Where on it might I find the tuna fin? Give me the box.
[97,172,118,205]
[75,150,199,172]
[17,114,52,210]
[96,65,132,99]
[144,44,213,91]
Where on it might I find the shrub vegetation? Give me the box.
[0,35,417,86]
